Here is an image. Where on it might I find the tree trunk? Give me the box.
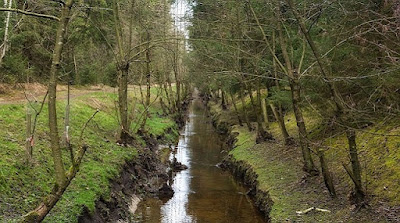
[0,0,12,65]
[159,97,168,115]
[230,91,243,126]
[257,83,269,128]
[48,0,75,189]
[163,82,172,113]
[65,82,73,162]
[25,112,32,163]
[270,28,293,146]
[239,88,253,131]
[261,99,269,127]
[140,31,151,132]
[167,75,175,112]
[221,89,227,110]
[23,145,88,222]
[248,86,273,143]
[113,0,131,143]
[289,78,318,175]
[346,129,365,204]
[174,38,181,113]
[145,33,151,110]
[22,1,76,221]
[118,65,130,142]
[270,103,293,145]
[286,0,343,115]
[275,4,318,175]
[317,149,336,197]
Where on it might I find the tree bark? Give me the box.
[113,0,131,143]
[173,39,181,113]
[261,98,269,127]
[270,103,293,145]
[257,83,269,128]
[346,129,365,204]
[289,77,318,175]
[25,112,32,163]
[239,87,253,131]
[166,74,175,112]
[140,31,152,132]
[163,81,172,113]
[270,29,293,146]
[248,86,273,143]
[276,4,318,175]
[221,89,227,110]
[22,1,76,221]
[285,0,343,114]
[0,0,12,65]
[118,65,130,142]
[317,149,336,197]
[48,0,77,189]
[230,91,243,126]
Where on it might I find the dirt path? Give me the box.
[0,84,117,105]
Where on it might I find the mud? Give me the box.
[78,147,173,223]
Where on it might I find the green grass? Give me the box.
[229,126,313,222]
[0,89,178,222]
[210,97,396,222]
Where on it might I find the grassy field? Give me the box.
[210,96,399,222]
[0,86,179,222]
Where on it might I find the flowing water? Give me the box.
[135,98,265,223]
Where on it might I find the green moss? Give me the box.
[209,98,394,222]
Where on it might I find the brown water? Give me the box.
[135,98,265,223]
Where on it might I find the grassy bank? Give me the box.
[0,87,178,222]
[209,96,399,222]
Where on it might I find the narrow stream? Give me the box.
[134,98,265,223]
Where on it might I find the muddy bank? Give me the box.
[78,98,192,223]
[207,99,273,222]
[78,146,173,223]
[219,157,273,223]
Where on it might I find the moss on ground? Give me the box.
[209,97,397,222]
[0,88,178,222]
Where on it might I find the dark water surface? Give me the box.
[135,98,265,223]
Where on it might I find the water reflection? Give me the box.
[160,114,195,223]
[136,99,265,223]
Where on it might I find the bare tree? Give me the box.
[0,0,13,64]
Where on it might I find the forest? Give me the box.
[0,0,399,222]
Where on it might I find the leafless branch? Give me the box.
[0,8,60,21]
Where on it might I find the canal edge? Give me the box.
[202,94,273,223]
[78,97,193,222]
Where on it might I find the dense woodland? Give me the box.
[189,0,400,204]
[0,0,400,222]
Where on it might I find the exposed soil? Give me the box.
[78,97,192,223]
[78,146,173,223]
[0,83,116,105]
[0,83,156,105]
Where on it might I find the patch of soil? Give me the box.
[78,147,172,223]
[0,83,116,105]
[79,94,192,223]
[171,157,188,171]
